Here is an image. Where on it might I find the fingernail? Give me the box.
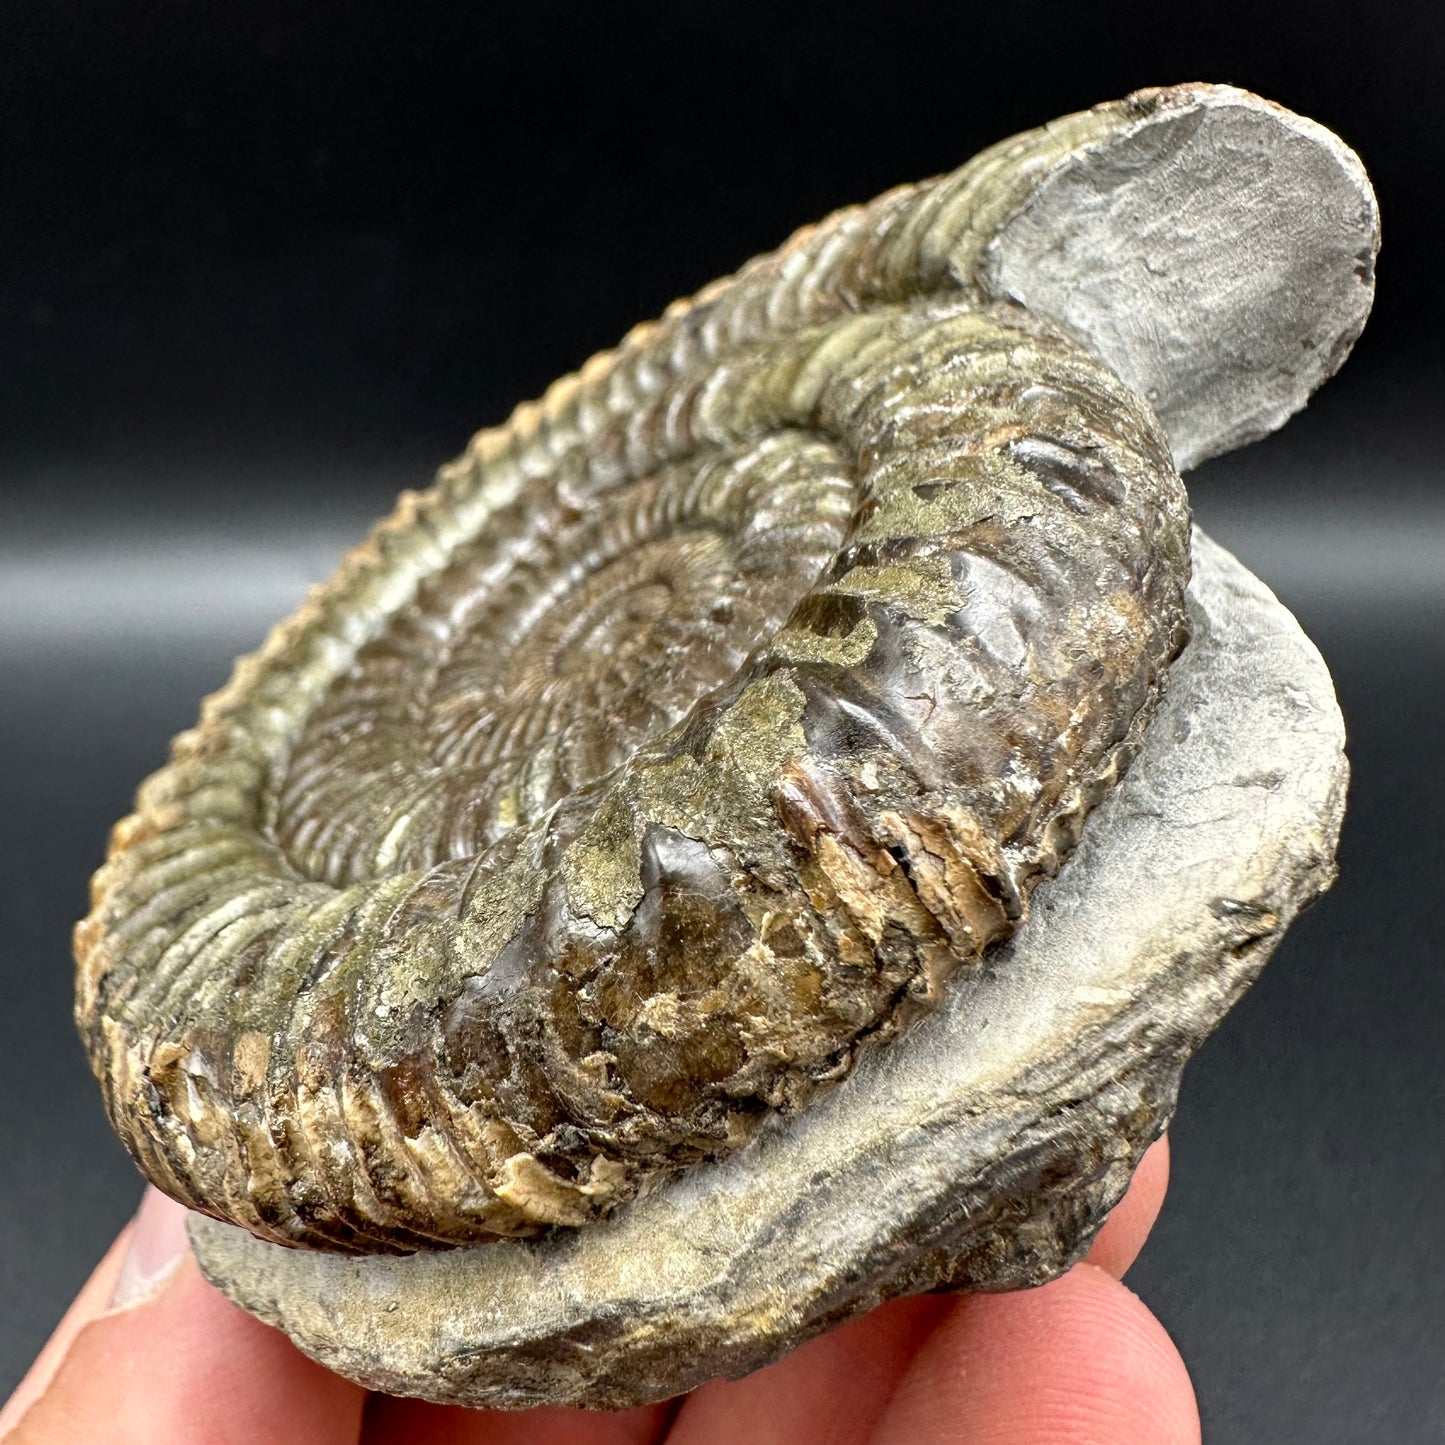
[108,1187,190,1312]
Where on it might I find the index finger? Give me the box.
[2,1189,367,1445]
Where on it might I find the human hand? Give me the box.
[0,1135,1195,1443]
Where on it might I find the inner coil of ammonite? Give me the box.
[77,106,1195,1255]
[275,438,855,886]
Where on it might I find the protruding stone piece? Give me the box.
[974,83,1379,468]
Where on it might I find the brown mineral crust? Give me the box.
[76,109,1194,1253]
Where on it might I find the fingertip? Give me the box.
[7,1249,366,1444]
[663,1295,951,1445]
[0,1223,133,1438]
[1086,1132,1170,1279]
[107,1187,190,1313]
[871,1263,1200,1445]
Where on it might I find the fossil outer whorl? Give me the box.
[187,530,1351,1408]
[76,303,1188,1251]
[76,80,1377,1256]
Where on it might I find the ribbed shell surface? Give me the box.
[76,100,1192,1253]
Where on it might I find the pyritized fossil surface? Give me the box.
[75,81,1376,1406]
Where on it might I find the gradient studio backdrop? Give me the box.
[2,5,1441,1440]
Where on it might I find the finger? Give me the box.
[867,1263,1200,1445]
[3,1188,367,1445]
[664,1294,952,1445]
[361,1393,675,1444]
[1086,1133,1171,1279]
[0,1219,134,1436]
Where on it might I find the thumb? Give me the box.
[1,1189,366,1445]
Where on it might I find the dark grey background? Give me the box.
[2,4,1442,1440]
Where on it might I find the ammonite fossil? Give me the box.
[76,83,1376,1406]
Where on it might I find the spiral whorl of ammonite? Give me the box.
[274,439,856,886]
[76,101,1194,1254]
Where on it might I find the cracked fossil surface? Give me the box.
[75,82,1376,1404]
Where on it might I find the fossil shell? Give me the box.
[188,528,1349,1408]
[75,82,1376,1263]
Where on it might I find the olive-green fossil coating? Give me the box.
[76,126,1191,1253]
